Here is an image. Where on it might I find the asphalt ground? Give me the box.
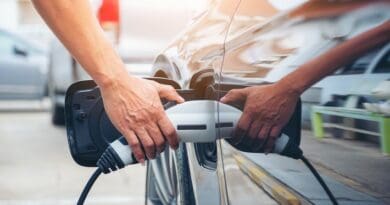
[0,109,146,205]
[301,130,390,203]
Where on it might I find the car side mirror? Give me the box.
[13,46,28,57]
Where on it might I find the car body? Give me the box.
[0,28,48,100]
[48,0,203,124]
[145,0,390,204]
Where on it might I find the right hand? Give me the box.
[100,75,185,163]
[221,83,299,153]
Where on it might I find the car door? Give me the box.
[215,0,287,204]
[0,31,45,99]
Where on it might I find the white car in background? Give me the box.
[48,0,206,124]
[0,28,48,100]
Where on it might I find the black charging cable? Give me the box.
[280,141,338,205]
[300,155,338,205]
[77,168,102,205]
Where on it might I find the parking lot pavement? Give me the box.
[0,110,146,205]
[242,130,390,205]
[301,131,390,203]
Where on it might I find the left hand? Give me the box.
[220,83,299,153]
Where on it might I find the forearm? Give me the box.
[279,20,390,94]
[32,0,127,88]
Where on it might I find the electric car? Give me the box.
[145,0,390,204]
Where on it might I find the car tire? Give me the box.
[52,104,65,125]
[145,143,195,205]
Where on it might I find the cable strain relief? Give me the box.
[96,146,125,174]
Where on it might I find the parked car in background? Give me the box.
[0,28,48,100]
[144,0,390,204]
[48,0,205,124]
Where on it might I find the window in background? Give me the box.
[373,52,390,73]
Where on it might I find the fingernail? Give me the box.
[220,97,226,102]
[139,158,145,165]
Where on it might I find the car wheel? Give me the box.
[52,104,65,125]
[145,143,195,205]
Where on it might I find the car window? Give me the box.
[373,52,390,74]
[0,32,14,55]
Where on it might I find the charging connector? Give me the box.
[77,100,338,205]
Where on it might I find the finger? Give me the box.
[265,126,281,153]
[220,89,247,104]
[249,123,265,151]
[146,124,166,154]
[248,120,262,140]
[122,130,145,163]
[231,113,251,145]
[135,129,156,159]
[157,84,184,103]
[256,125,272,151]
[158,115,179,149]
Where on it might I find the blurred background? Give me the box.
[0,0,211,204]
[0,0,389,205]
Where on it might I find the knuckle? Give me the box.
[259,130,268,138]
[257,134,266,140]
[165,127,176,138]
[230,89,239,93]
[129,140,140,148]
[167,85,175,91]
[237,122,248,131]
[133,150,144,159]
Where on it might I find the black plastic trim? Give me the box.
[177,125,207,130]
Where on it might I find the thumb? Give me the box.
[220,88,248,104]
[157,84,185,103]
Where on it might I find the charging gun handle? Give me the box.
[103,132,302,174]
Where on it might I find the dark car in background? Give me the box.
[144,0,390,204]
[0,28,48,100]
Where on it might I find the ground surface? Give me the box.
[301,130,390,203]
[0,110,146,205]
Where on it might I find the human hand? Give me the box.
[220,83,299,153]
[100,76,185,163]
